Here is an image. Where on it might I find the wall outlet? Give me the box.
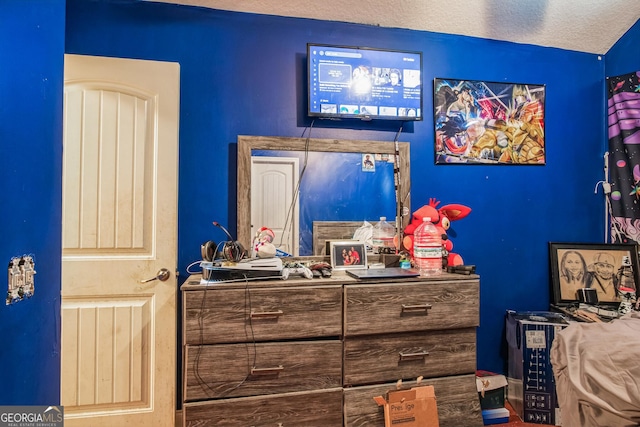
[6,255,36,305]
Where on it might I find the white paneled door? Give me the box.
[251,156,299,256]
[61,54,179,427]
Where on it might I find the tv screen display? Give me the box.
[307,43,423,121]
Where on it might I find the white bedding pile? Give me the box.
[551,312,640,427]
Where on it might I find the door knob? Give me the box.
[141,268,171,283]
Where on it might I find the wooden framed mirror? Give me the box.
[237,135,410,255]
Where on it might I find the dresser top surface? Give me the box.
[181,270,479,291]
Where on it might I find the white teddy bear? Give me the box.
[253,227,276,259]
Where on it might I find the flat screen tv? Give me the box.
[307,43,423,121]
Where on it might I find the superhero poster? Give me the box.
[434,78,545,165]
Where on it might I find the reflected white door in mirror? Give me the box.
[251,156,300,256]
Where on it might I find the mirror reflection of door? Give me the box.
[251,156,299,256]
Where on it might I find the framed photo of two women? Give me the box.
[549,242,640,306]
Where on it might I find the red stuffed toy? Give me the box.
[402,198,471,267]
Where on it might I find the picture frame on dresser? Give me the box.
[549,242,640,306]
[330,240,367,270]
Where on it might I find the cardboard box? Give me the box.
[476,370,507,410]
[374,385,439,427]
[505,311,568,425]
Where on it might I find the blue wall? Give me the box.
[63,0,607,377]
[606,19,640,77]
[4,0,636,407]
[0,0,65,405]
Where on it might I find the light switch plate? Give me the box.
[6,255,35,305]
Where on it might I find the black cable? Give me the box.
[393,124,404,251]
[217,275,257,397]
[192,274,258,399]
[192,286,220,397]
[276,119,315,251]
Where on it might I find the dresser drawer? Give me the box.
[183,388,343,427]
[343,374,483,427]
[344,280,479,336]
[184,340,342,401]
[183,285,342,345]
[343,328,476,386]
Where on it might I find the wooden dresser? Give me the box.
[181,272,483,426]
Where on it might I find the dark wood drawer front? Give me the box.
[343,374,483,427]
[344,281,479,336]
[343,329,476,386]
[184,340,342,401]
[183,286,342,345]
[183,388,344,427]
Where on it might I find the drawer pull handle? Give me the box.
[250,310,284,318]
[399,350,429,361]
[250,365,284,375]
[401,303,432,313]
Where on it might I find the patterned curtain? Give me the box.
[608,71,640,243]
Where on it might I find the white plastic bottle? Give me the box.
[617,255,636,316]
[413,217,442,277]
[372,216,396,254]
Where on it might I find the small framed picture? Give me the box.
[329,240,367,270]
[549,242,640,306]
[362,153,375,172]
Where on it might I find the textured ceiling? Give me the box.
[149,0,640,54]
